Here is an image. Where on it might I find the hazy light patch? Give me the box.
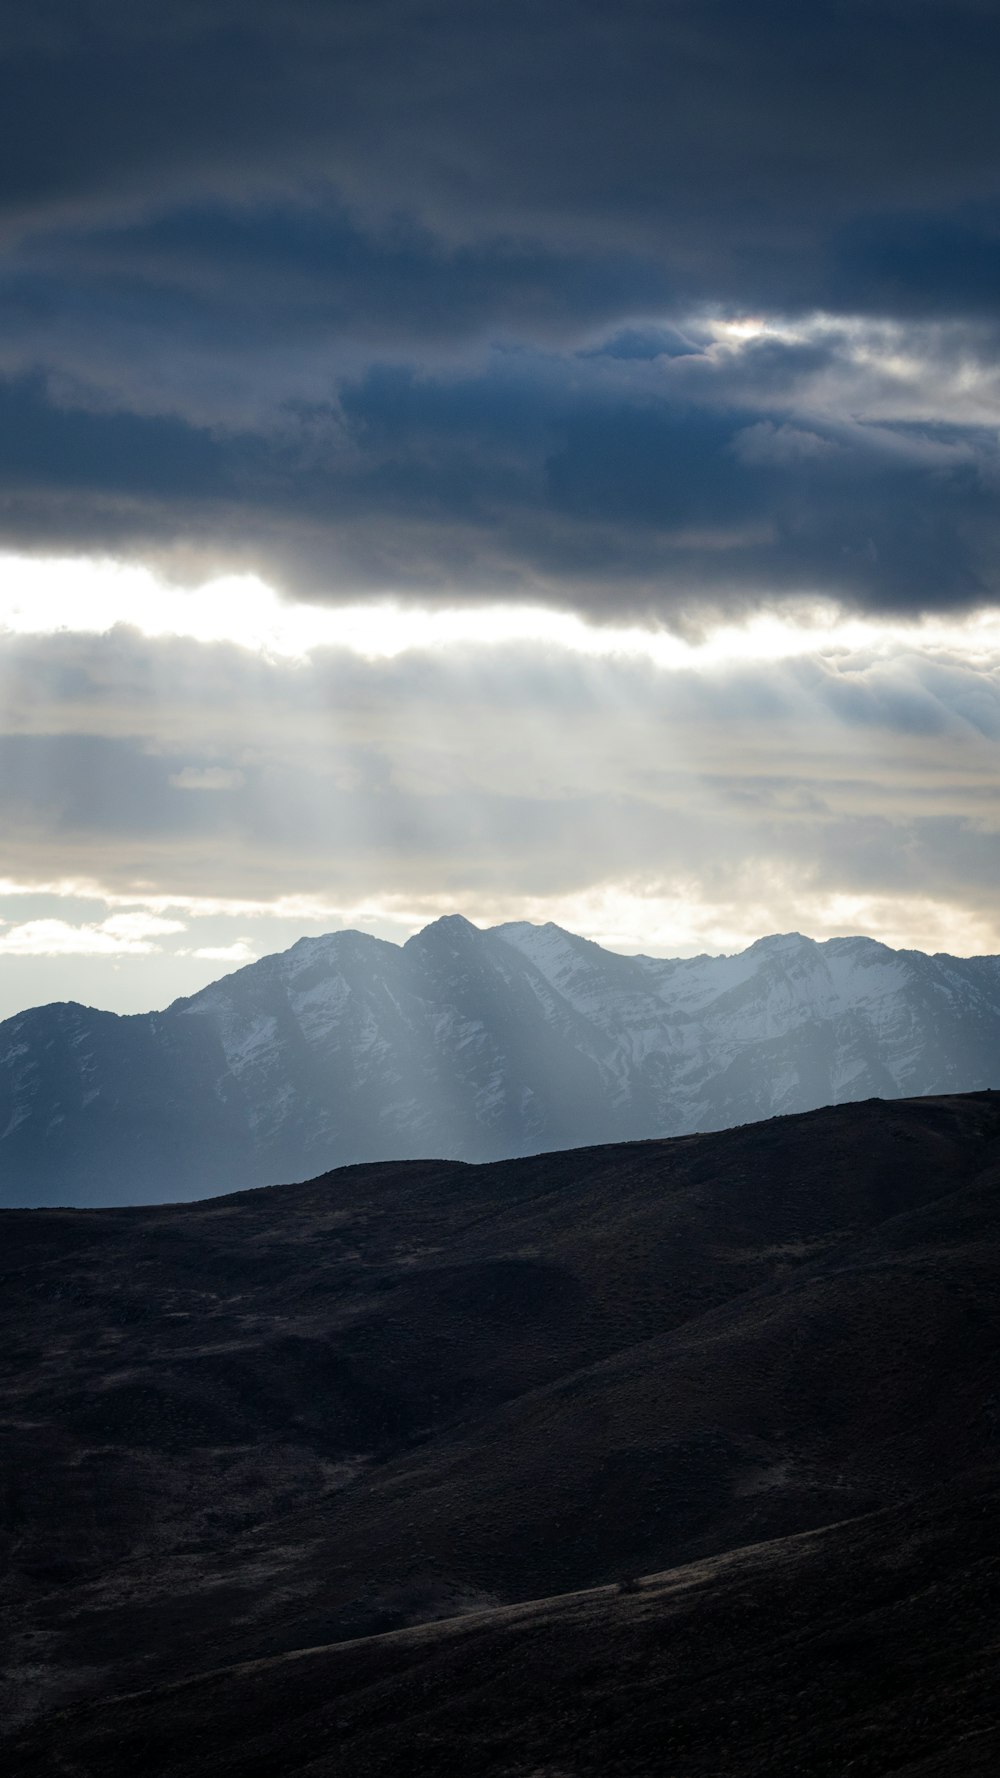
[453,885,1000,961]
[180,941,257,963]
[5,551,1000,671]
[802,895,1000,958]
[703,310,1000,427]
[0,911,186,957]
[169,766,246,791]
[0,879,352,924]
[706,314,807,349]
[13,879,990,965]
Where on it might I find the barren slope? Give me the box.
[3,1090,1000,1755]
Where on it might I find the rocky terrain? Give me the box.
[3,1090,1000,1774]
[4,914,1000,1205]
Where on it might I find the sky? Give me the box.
[2,0,1000,1018]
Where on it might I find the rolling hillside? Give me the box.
[3,1089,1000,1776]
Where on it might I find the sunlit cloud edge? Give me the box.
[1,878,996,964]
[4,552,1000,671]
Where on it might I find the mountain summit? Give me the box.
[2,921,1000,1205]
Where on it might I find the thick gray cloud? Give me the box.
[2,339,1000,614]
[2,1,1000,611]
[3,2,998,289]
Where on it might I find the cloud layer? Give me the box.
[2,3,999,1015]
[1,608,999,1014]
[2,1,1000,612]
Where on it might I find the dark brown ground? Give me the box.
[11,1474,1000,1777]
[3,1092,1000,1773]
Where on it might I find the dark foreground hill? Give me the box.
[4,1091,1000,1775]
[5,914,1000,1206]
[11,1477,1000,1778]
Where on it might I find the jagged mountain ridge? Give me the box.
[2,913,1000,1204]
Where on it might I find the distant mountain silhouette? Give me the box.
[4,917,1000,1206]
[4,1090,1000,1778]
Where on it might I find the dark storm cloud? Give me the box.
[0,374,228,497]
[3,342,1000,612]
[25,201,674,342]
[4,0,998,295]
[832,208,1000,319]
[2,0,1000,612]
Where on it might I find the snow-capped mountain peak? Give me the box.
[2,918,999,1206]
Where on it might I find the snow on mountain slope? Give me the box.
[2,916,1000,1205]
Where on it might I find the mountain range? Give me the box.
[4,914,1000,1205]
